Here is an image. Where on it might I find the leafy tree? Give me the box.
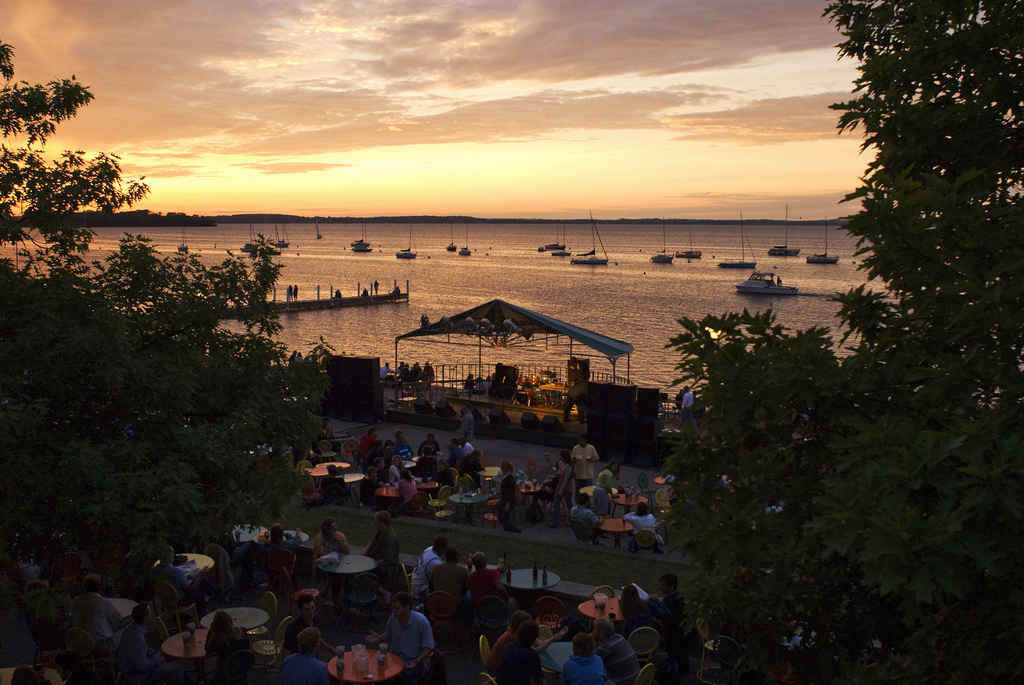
[0,40,329,601]
[668,2,1024,682]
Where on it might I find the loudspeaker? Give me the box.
[471,405,485,421]
[633,417,659,442]
[413,398,434,415]
[607,384,637,417]
[541,415,564,433]
[434,400,457,417]
[488,407,511,425]
[635,387,661,419]
[587,381,611,417]
[520,412,541,431]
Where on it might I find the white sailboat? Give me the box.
[276,224,289,248]
[177,226,188,254]
[459,224,471,255]
[447,222,457,251]
[767,205,800,256]
[718,214,757,269]
[352,224,372,252]
[570,213,610,265]
[315,220,322,240]
[650,220,674,263]
[396,224,417,259]
[241,225,280,255]
[806,218,839,264]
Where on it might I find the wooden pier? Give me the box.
[275,290,408,312]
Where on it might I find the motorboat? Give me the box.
[718,214,756,269]
[570,213,610,265]
[735,271,798,295]
[767,205,800,256]
[806,218,839,264]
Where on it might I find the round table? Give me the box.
[344,473,365,484]
[199,606,270,630]
[108,597,137,619]
[319,554,379,576]
[328,651,404,683]
[653,475,675,485]
[309,461,352,477]
[448,491,491,525]
[375,485,402,507]
[578,597,621,622]
[161,628,210,681]
[578,485,619,497]
[540,641,575,673]
[0,668,63,685]
[505,568,561,591]
[596,518,632,548]
[232,525,268,543]
[477,467,500,479]
[610,494,648,516]
[415,481,439,492]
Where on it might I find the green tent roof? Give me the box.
[395,299,633,360]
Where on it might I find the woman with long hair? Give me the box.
[312,516,350,607]
[205,609,249,672]
[617,583,654,635]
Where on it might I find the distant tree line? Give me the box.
[76,209,216,227]
[215,213,844,226]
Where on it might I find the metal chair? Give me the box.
[154,580,199,634]
[571,519,596,544]
[478,634,490,670]
[345,573,382,633]
[245,591,276,641]
[479,673,498,685]
[210,648,256,685]
[590,585,616,600]
[654,488,671,513]
[635,472,653,500]
[64,627,95,670]
[533,595,564,630]
[156,616,171,642]
[698,632,744,684]
[426,590,463,654]
[266,549,320,612]
[317,439,337,461]
[628,626,660,665]
[635,663,657,685]
[295,459,312,474]
[252,615,293,671]
[477,595,511,635]
[429,485,454,522]
[54,552,82,596]
[634,529,658,552]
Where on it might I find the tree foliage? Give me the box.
[0,40,330,599]
[668,2,1024,682]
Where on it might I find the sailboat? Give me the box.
[650,220,674,263]
[806,218,840,264]
[718,214,757,268]
[177,226,188,254]
[446,223,457,252]
[768,205,800,256]
[551,225,571,256]
[570,213,610,265]
[459,224,471,255]
[276,224,289,249]
[315,220,322,240]
[675,224,702,259]
[351,224,372,252]
[241,225,280,255]
[538,225,566,252]
[396,224,417,259]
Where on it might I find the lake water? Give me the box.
[83,221,869,390]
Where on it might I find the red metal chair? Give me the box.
[54,552,82,596]
[482,499,501,529]
[425,590,463,654]
[533,595,564,630]
[265,548,320,612]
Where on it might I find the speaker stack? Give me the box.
[586,381,636,462]
[540,415,564,433]
[321,356,384,423]
[413,398,434,415]
[520,412,542,431]
[488,407,511,425]
[433,400,458,418]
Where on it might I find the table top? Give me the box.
[539,641,575,673]
[308,462,352,477]
[415,481,439,491]
[319,554,379,576]
[0,667,63,685]
[108,597,137,618]
[505,568,561,590]
[403,460,417,468]
[375,485,401,498]
[539,382,567,392]
[653,475,675,485]
[578,597,621,621]
[579,485,618,497]
[199,606,269,630]
[597,518,633,534]
[161,628,210,660]
[344,473,365,484]
[477,467,501,478]
[448,492,491,505]
[610,494,648,506]
[328,651,404,683]
[233,525,268,543]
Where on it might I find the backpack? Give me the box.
[526,501,544,524]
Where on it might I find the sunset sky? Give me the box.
[4,0,869,220]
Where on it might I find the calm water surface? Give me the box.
[85,222,870,390]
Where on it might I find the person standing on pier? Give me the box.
[374,280,379,295]
[679,385,697,431]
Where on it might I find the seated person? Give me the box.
[417,433,440,457]
[117,602,185,685]
[435,460,456,488]
[388,455,403,485]
[282,593,341,657]
[430,547,470,622]
[393,435,414,459]
[493,621,542,685]
[70,574,121,656]
[466,552,515,611]
[592,618,641,685]
[571,492,603,544]
[367,592,434,684]
[622,502,664,553]
[204,609,250,676]
[153,545,214,617]
[363,511,399,603]
[415,445,438,479]
[395,470,419,516]
[363,440,384,472]
[617,584,654,635]
[280,627,330,685]
[360,466,385,510]
[488,610,567,672]
[312,517,350,608]
[562,633,606,685]
[446,438,466,468]
[358,427,378,457]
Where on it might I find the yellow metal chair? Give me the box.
[634,529,659,552]
[252,615,294,671]
[317,440,337,461]
[478,635,490,670]
[628,626,660,665]
[589,585,616,600]
[429,485,454,522]
[154,580,199,634]
[295,459,313,474]
[654,488,671,512]
[634,663,657,685]
[156,616,171,642]
[246,591,277,641]
[479,673,498,685]
[64,628,95,670]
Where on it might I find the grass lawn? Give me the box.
[278,499,684,593]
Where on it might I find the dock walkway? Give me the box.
[275,290,408,312]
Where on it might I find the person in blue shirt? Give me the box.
[447,437,466,468]
[279,627,329,685]
[368,591,434,684]
[494,621,543,685]
[154,545,214,617]
[562,633,606,685]
[116,602,185,685]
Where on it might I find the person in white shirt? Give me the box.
[411,537,448,598]
[71,574,122,656]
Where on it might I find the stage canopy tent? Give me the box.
[394,298,633,377]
